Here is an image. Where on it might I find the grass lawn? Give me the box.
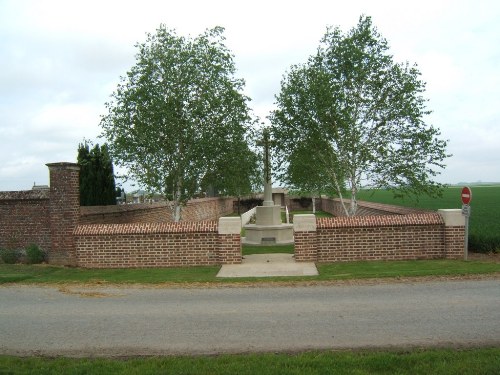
[243,243,294,255]
[1,259,498,285]
[0,264,221,284]
[1,347,499,374]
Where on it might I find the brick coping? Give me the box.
[317,213,444,229]
[74,221,218,235]
[0,190,49,201]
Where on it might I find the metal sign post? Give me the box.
[461,187,472,260]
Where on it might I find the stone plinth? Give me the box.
[243,223,294,245]
[243,204,294,245]
[256,205,281,225]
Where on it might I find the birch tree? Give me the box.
[100,26,257,221]
[270,16,449,216]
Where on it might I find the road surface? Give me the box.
[1,279,499,356]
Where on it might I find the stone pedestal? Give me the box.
[243,205,294,245]
[243,223,294,245]
[256,206,281,225]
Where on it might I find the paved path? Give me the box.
[1,279,499,357]
[217,253,318,277]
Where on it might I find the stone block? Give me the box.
[293,214,317,232]
[256,205,281,225]
[219,217,241,234]
[438,209,465,227]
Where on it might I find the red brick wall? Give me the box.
[294,214,451,262]
[444,226,466,259]
[319,198,430,216]
[0,190,51,251]
[1,163,240,268]
[47,163,80,266]
[294,231,317,262]
[74,221,242,268]
[80,197,236,224]
[218,234,242,264]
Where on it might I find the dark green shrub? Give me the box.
[293,197,312,208]
[25,244,45,264]
[469,234,500,254]
[0,248,19,264]
[239,198,263,211]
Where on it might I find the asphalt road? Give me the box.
[1,279,499,357]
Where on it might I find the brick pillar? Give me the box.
[218,217,242,264]
[293,214,317,262]
[46,162,80,266]
[438,209,466,260]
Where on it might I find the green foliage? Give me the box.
[279,140,341,199]
[357,185,500,253]
[270,15,449,216]
[200,132,261,199]
[0,248,18,264]
[25,243,45,264]
[77,142,116,206]
[100,25,258,221]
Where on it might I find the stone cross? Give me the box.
[258,128,273,206]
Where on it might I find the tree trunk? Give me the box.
[172,177,183,222]
[349,185,358,216]
[338,191,350,217]
[174,203,181,222]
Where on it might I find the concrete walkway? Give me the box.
[216,253,318,278]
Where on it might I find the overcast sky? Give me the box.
[1,0,499,191]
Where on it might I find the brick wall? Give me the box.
[74,217,242,268]
[1,161,239,267]
[47,163,80,266]
[316,214,445,262]
[80,197,235,225]
[0,190,51,251]
[2,161,465,268]
[319,197,429,216]
[294,211,465,263]
[0,163,80,265]
[438,209,466,260]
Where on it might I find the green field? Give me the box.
[357,185,500,253]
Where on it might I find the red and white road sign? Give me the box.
[461,186,472,205]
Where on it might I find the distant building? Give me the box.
[32,183,49,191]
[272,187,288,207]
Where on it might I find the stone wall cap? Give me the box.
[437,209,465,226]
[293,214,317,232]
[219,217,241,234]
[46,162,80,170]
